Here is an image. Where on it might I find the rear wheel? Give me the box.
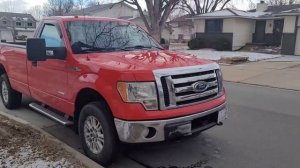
[79,101,119,166]
[0,74,22,109]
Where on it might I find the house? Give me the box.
[0,12,37,41]
[69,2,172,42]
[169,14,194,43]
[191,1,300,55]
[70,2,138,19]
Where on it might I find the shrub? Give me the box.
[188,38,206,50]
[188,37,231,51]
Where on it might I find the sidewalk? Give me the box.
[221,61,300,90]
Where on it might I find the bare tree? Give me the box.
[179,0,232,15]
[266,0,299,5]
[247,0,256,10]
[27,5,44,21]
[120,0,180,41]
[0,0,27,12]
[44,0,75,16]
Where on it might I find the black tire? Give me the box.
[79,101,119,166]
[0,74,22,109]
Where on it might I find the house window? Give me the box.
[178,34,184,40]
[16,22,21,26]
[205,19,223,33]
[27,22,33,27]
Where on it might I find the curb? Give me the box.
[224,81,300,92]
[0,111,103,168]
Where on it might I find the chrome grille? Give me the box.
[153,63,221,110]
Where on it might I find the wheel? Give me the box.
[79,101,119,166]
[0,74,22,109]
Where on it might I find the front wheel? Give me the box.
[0,74,22,109]
[79,102,119,166]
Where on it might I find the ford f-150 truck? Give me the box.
[0,16,227,165]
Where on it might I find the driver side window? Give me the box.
[40,24,65,47]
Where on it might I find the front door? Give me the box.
[254,21,266,44]
[273,19,284,46]
[27,22,71,115]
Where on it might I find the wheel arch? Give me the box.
[74,87,112,132]
[0,64,7,76]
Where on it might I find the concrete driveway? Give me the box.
[1,82,300,168]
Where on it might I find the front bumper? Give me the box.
[114,103,227,143]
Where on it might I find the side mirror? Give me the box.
[27,38,47,61]
[27,38,67,61]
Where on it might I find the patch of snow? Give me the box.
[231,9,268,18]
[175,49,282,62]
[281,8,300,13]
[196,9,269,18]
[0,146,73,168]
[199,10,235,17]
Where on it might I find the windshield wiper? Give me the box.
[78,47,125,53]
[122,45,163,50]
[72,41,130,54]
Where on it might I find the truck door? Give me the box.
[27,22,72,115]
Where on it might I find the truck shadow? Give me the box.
[112,133,222,168]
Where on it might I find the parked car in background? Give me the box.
[15,35,27,41]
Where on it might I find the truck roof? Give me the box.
[43,16,131,23]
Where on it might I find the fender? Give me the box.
[71,73,116,113]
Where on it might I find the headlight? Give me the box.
[216,69,224,93]
[117,82,158,110]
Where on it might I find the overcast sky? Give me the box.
[0,0,261,13]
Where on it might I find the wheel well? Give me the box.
[74,88,109,130]
[0,64,6,76]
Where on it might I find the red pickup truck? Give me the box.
[0,16,227,165]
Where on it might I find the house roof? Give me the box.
[192,3,300,20]
[169,14,193,27]
[169,14,192,22]
[249,4,300,14]
[0,12,36,22]
[192,8,266,19]
[273,7,300,16]
[69,2,137,16]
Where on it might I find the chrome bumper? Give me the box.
[114,103,227,143]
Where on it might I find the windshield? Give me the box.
[65,20,162,54]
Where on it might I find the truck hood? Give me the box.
[79,50,213,72]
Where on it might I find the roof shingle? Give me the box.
[0,12,36,22]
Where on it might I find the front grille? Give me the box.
[161,77,170,106]
[154,64,221,110]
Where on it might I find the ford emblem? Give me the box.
[192,81,208,93]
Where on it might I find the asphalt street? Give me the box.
[1,82,300,168]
